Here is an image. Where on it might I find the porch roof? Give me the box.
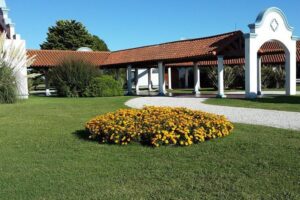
[27,31,300,68]
[27,50,110,68]
[102,31,244,66]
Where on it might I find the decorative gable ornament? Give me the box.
[270,19,279,32]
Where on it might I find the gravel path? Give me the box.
[125,97,300,131]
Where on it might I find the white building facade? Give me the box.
[0,0,29,99]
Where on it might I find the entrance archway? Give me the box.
[245,7,297,98]
[257,40,288,95]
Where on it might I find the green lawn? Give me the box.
[0,96,299,199]
[204,95,300,112]
[168,85,300,95]
[167,88,241,94]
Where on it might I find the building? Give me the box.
[0,0,28,99]
[28,31,300,97]
[0,0,298,98]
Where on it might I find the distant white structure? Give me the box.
[0,0,29,99]
[77,47,93,52]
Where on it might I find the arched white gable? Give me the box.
[245,7,298,98]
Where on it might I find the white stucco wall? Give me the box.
[4,39,29,99]
[14,40,28,99]
[137,69,159,88]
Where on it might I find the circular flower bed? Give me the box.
[86,107,234,147]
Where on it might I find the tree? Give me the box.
[40,20,109,51]
[91,35,109,51]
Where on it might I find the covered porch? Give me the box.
[102,32,299,98]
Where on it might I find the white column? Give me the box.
[257,56,262,96]
[193,63,200,95]
[148,68,153,91]
[163,66,166,93]
[135,68,140,93]
[217,56,226,98]
[286,42,297,95]
[168,67,172,90]
[12,39,28,99]
[185,68,189,88]
[245,37,258,98]
[199,68,201,90]
[126,65,133,95]
[44,68,51,96]
[158,62,165,95]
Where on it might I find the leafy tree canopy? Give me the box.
[40,20,109,51]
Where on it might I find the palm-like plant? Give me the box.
[207,66,236,89]
[0,32,35,103]
[0,32,35,74]
[273,66,285,88]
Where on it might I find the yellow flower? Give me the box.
[86,106,234,147]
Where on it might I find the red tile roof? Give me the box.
[102,31,244,66]
[168,47,300,67]
[27,50,110,67]
[28,33,300,68]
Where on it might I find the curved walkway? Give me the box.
[125,97,300,130]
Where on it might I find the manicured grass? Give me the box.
[167,88,241,94]
[168,85,300,94]
[0,96,299,199]
[204,95,300,112]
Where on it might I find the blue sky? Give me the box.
[6,0,300,51]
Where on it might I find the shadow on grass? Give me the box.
[241,95,300,105]
[73,129,92,141]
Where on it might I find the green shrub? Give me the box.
[87,75,123,97]
[0,66,17,104]
[50,59,99,97]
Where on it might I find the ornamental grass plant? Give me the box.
[0,32,35,103]
[86,107,234,147]
[0,66,17,103]
[50,59,100,97]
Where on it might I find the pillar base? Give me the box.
[193,92,201,97]
[158,92,166,96]
[257,91,262,96]
[126,91,134,96]
[18,94,29,99]
[216,94,227,98]
[286,90,297,96]
[245,92,257,99]
[46,89,51,96]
